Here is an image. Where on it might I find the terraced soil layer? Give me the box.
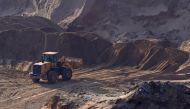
[101,39,189,72]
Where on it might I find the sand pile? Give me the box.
[102,39,189,72]
[179,40,190,52]
[140,47,188,72]
[112,81,190,109]
[176,40,190,72]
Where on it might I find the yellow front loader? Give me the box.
[29,52,83,84]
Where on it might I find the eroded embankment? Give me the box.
[0,17,189,72]
[101,39,189,72]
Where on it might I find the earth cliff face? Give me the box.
[68,0,190,41]
[0,16,189,71]
[0,16,112,65]
[1,0,190,42]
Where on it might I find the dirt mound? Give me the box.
[0,28,45,60]
[112,81,190,109]
[175,40,190,72]
[0,16,112,66]
[0,16,63,62]
[49,32,112,65]
[0,27,111,65]
[101,39,189,72]
[0,16,63,32]
[140,47,188,72]
[42,94,73,109]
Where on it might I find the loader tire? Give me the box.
[47,71,58,84]
[62,68,72,81]
[32,79,40,83]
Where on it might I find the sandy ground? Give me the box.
[0,66,190,109]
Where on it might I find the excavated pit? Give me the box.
[1,1,190,109]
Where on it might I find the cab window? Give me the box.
[41,54,58,63]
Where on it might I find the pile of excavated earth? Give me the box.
[101,39,189,72]
[112,81,190,109]
[42,81,190,109]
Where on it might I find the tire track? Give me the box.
[0,84,43,103]
[2,89,58,109]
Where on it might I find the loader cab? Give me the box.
[41,52,59,63]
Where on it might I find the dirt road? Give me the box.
[0,67,190,109]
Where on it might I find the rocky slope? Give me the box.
[112,81,190,109]
[1,0,190,42]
